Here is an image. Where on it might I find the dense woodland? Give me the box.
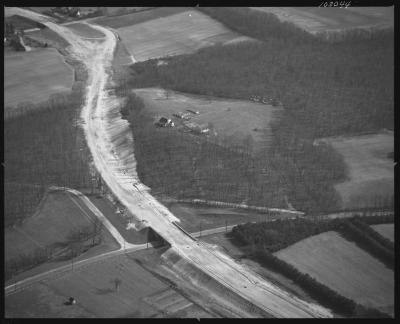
[197,7,394,44]
[125,8,393,213]
[128,33,393,138]
[4,89,92,227]
[123,93,345,213]
[230,215,394,317]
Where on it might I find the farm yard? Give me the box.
[97,9,252,62]
[134,88,282,153]
[4,48,74,108]
[5,251,211,318]
[275,231,394,316]
[251,7,394,35]
[317,132,394,209]
[371,224,394,243]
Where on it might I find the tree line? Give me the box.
[231,214,394,267]
[4,88,93,227]
[5,218,104,282]
[230,215,393,317]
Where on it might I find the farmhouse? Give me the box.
[155,117,174,127]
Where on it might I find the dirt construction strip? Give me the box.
[6,8,331,318]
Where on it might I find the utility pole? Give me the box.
[199,222,202,238]
[225,220,227,233]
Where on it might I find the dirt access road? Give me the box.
[8,7,331,318]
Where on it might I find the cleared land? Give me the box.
[107,9,252,62]
[94,7,189,28]
[371,224,394,243]
[275,231,394,316]
[5,251,211,318]
[251,7,394,34]
[134,88,282,153]
[66,23,105,38]
[4,48,74,108]
[318,132,393,209]
[5,190,119,264]
[102,7,151,17]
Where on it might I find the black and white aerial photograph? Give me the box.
[3,2,395,319]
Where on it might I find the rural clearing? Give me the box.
[4,48,74,108]
[371,223,394,242]
[275,231,394,316]
[97,8,253,62]
[134,88,283,153]
[251,7,394,34]
[317,132,394,209]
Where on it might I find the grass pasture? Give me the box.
[66,23,105,38]
[5,251,210,318]
[134,88,282,153]
[5,190,119,265]
[318,132,394,209]
[102,7,152,17]
[251,7,394,34]
[4,48,74,108]
[275,231,394,315]
[111,9,252,62]
[94,7,189,29]
[371,224,394,243]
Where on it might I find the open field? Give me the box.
[94,7,188,28]
[66,23,105,38]
[251,7,394,34]
[109,9,252,62]
[102,7,152,17]
[371,224,394,243]
[275,231,394,315]
[4,48,74,108]
[317,132,394,209]
[134,88,282,153]
[5,190,119,264]
[5,251,211,318]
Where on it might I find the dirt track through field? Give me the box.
[6,7,332,318]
